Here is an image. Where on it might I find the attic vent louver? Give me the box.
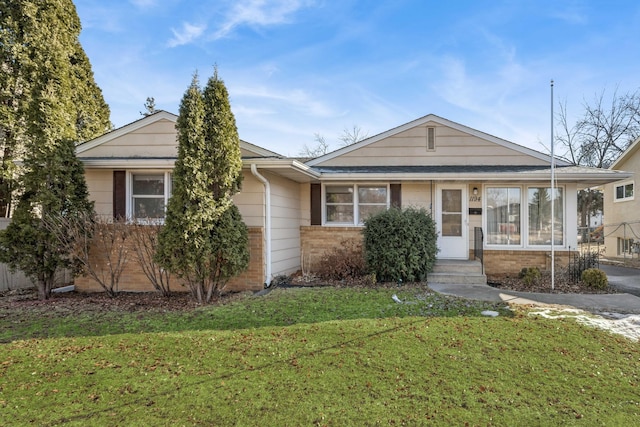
[427,127,435,151]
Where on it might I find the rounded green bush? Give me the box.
[581,268,608,289]
[362,207,438,283]
[519,267,541,286]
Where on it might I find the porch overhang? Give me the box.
[311,165,632,186]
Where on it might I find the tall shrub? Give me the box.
[156,69,248,303]
[363,207,438,283]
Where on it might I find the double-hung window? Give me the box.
[130,172,172,220]
[325,184,388,225]
[614,181,634,202]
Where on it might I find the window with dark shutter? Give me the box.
[310,183,321,225]
[113,170,126,219]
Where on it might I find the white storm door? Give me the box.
[436,184,468,259]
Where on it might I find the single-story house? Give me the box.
[75,111,631,292]
[603,136,639,258]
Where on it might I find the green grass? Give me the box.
[1,286,639,426]
[0,286,509,342]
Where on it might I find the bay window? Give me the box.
[325,184,388,225]
[527,187,563,246]
[484,185,565,247]
[486,187,521,245]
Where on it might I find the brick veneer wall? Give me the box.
[299,225,575,277]
[75,226,264,293]
[480,249,575,276]
[299,226,363,272]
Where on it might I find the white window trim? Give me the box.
[483,185,523,248]
[614,180,634,202]
[126,170,172,223]
[322,183,390,226]
[482,184,567,249]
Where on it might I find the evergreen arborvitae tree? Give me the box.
[0,1,110,216]
[0,1,108,299]
[156,70,248,304]
[0,139,94,299]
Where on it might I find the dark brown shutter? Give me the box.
[113,170,126,219]
[310,183,321,225]
[390,183,401,208]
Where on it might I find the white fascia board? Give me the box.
[243,159,321,179]
[80,158,176,168]
[316,171,632,183]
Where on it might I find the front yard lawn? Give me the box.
[1,286,638,425]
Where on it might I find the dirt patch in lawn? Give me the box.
[0,287,252,313]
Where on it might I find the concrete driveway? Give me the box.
[600,264,640,297]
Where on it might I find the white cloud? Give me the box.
[213,0,314,39]
[168,22,207,47]
[233,84,334,117]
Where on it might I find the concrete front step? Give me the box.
[428,259,486,285]
[427,272,487,285]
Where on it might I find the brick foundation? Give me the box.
[299,226,575,277]
[481,249,575,276]
[300,226,363,273]
[75,226,264,293]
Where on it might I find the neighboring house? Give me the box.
[603,136,640,258]
[75,111,630,292]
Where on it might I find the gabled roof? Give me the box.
[76,110,284,159]
[306,114,569,167]
[610,135,640,170]
[76,110,178,154]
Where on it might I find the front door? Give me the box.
[436,184,468,259]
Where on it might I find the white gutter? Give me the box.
[250,164,272,287]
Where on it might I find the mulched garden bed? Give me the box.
[487,271,616,294]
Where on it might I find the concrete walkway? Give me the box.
[429,282,640,315]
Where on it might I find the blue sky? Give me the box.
[75,0,640,156]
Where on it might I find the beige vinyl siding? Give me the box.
[603,146,639,257]
[318,123,549,167]
[299,184,311,226]
[233,173,264,228]
[78,119,178,159]
[268,172,303,277]
[85,169,113,216]
[401,182,433,212]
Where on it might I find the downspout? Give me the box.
[250,164,272,287]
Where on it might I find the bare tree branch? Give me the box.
[339,125,368,147]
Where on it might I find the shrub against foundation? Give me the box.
[363,207,438,283]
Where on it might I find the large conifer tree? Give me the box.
[156,70,248,303]
[0,1,110,215]
[0,1,110,298]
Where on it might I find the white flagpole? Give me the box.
[550,79,555,291]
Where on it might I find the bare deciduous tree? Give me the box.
[129,222,172,297]
[299,125,369,157]
[556,87,640,234]
[299,133,330,158]
[557,88,640,168]
[339,125,368,147]
[44,213,130,297]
